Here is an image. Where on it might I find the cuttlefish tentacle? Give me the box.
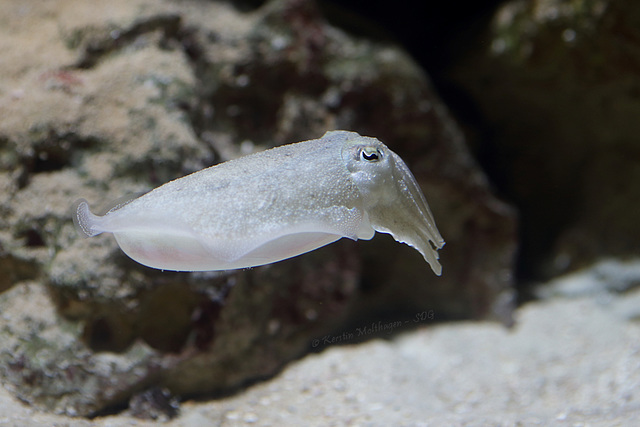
[73,130,445,275]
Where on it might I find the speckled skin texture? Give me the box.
[75,131,443,274]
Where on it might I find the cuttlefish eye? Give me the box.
[360,147,383,162]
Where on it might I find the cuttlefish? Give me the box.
[73,131,445,275]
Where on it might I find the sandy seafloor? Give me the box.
[1,260,639,426]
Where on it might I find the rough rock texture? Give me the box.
[453,0,640,279]
[0,0,515,416]
[1,261,639,425]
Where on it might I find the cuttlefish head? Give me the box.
[341,134,445,275]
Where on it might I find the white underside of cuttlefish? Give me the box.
[73,131,445,275]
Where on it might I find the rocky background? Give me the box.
[0,0,638,424]
[451,0,640,283]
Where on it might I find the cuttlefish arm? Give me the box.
[368,150,445,275]
[340,135,445,275]
[73,130,444,275]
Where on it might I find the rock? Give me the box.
[128,387,180,421]
[452,0,640,278]
[0,0,515,416]
[1,273,639,426]
[536,257,640,321]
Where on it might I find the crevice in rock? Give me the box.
[16,229,46,248]
[17,131,101,188]
[74,281,229,354]
[74,14,182,69]
[82,311,136,353]
[0,253,40,294]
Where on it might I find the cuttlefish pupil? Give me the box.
[361,147,382,162]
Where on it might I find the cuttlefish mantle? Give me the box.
[73,131,445,275]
